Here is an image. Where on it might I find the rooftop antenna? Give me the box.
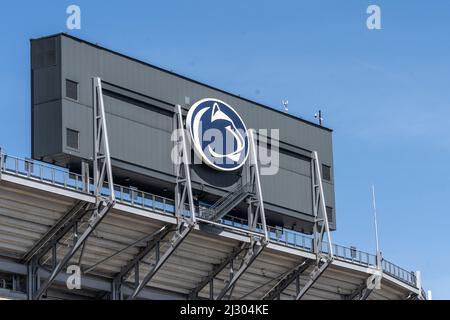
[314,110,323,125]
[371,184,382,268]
[282,99,289,113]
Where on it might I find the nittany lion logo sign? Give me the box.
[186,98,249,171]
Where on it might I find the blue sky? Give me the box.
[0,1,449,298]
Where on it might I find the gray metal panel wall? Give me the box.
[33,100,62,157]
[31,36,62,159]
[31,33,336,230]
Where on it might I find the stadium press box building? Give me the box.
[31,33,336,234]
[0,33,424,300]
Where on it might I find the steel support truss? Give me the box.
[188,238,265,300]
[21,77,116,299]
[104,104,197,300]
[346,273,382,300]
[111,220,193,300]
[288,150,335,300]
[256,151,334,300]
[189,129,269,300]
[261,260,312,300]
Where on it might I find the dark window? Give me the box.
[326,206,333,223]
[66,79,78,100]
[66,128,79,150]
[322,164,331,181]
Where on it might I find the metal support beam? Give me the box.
[188,129,269,300]
[174,104,196,224]
[84,225,173,275]
[26,259,38,300]
[30,77,115,300]
[92,77,115,202]
[33,201,114,299]
[279,150,335,301]
[0,258,185,300]
[189,244,247,299]
[347,274,381,300]
[295,257,332,300]
[128,221,193,299]
[0,147,3,180]
[247,129,269,241]
[112,104,197,300]
[311,150,333,259]
[405,292,420,300]
[110,224,173,299]
[261,260,311,300]
[21,200,89,263]
[216,239,265,300]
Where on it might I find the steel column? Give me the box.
[216,239,265,300]
[128,221,192,299]
[261,260,311,300]
[30,77,115,299]
[110,224,173,299]
[21,200,89,263]
[295,258,332,300]
[189,244,247,299]
[174,104,196,224]
[33,201,114,299]
[311,150,333,258]
[0,147,3,180]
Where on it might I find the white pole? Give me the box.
[372,184,381,266]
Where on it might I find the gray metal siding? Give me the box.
[33,101,62,157]
[62,99,91,159]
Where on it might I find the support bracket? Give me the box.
[215,238,266,300]
[295,257,332,300]
[118,104,197,300]
[285,150,335,301]
[261,260,311,300]
[347,273,382,300]
[29,77,115,300]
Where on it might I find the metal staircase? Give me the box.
[201,183,253,221]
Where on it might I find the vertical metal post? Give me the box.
[312,151,333,257]
[371,184,382,268]
[82,160,90,193]
[209,279,214,300]
[52,245,57,269]
[248,129,268,241]
[415,271,422,298]
[0,147,3,180]
[93,77,115,201]
[27,263,32,300]
[27,260,37,300]
[111,279,119,300]
[32,77,115,300]
[134,263,140,289]
[175,104,196,224]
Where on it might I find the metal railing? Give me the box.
[0,152,419,288]
[322,242,377,267]
[2,154,86,191]
[382,259,416,287]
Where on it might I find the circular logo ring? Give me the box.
[186,98,249,171]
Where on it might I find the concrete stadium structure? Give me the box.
[0,154,424,299]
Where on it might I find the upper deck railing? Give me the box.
[0,152,418,289]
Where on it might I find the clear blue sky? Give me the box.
[0,1,449,298]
